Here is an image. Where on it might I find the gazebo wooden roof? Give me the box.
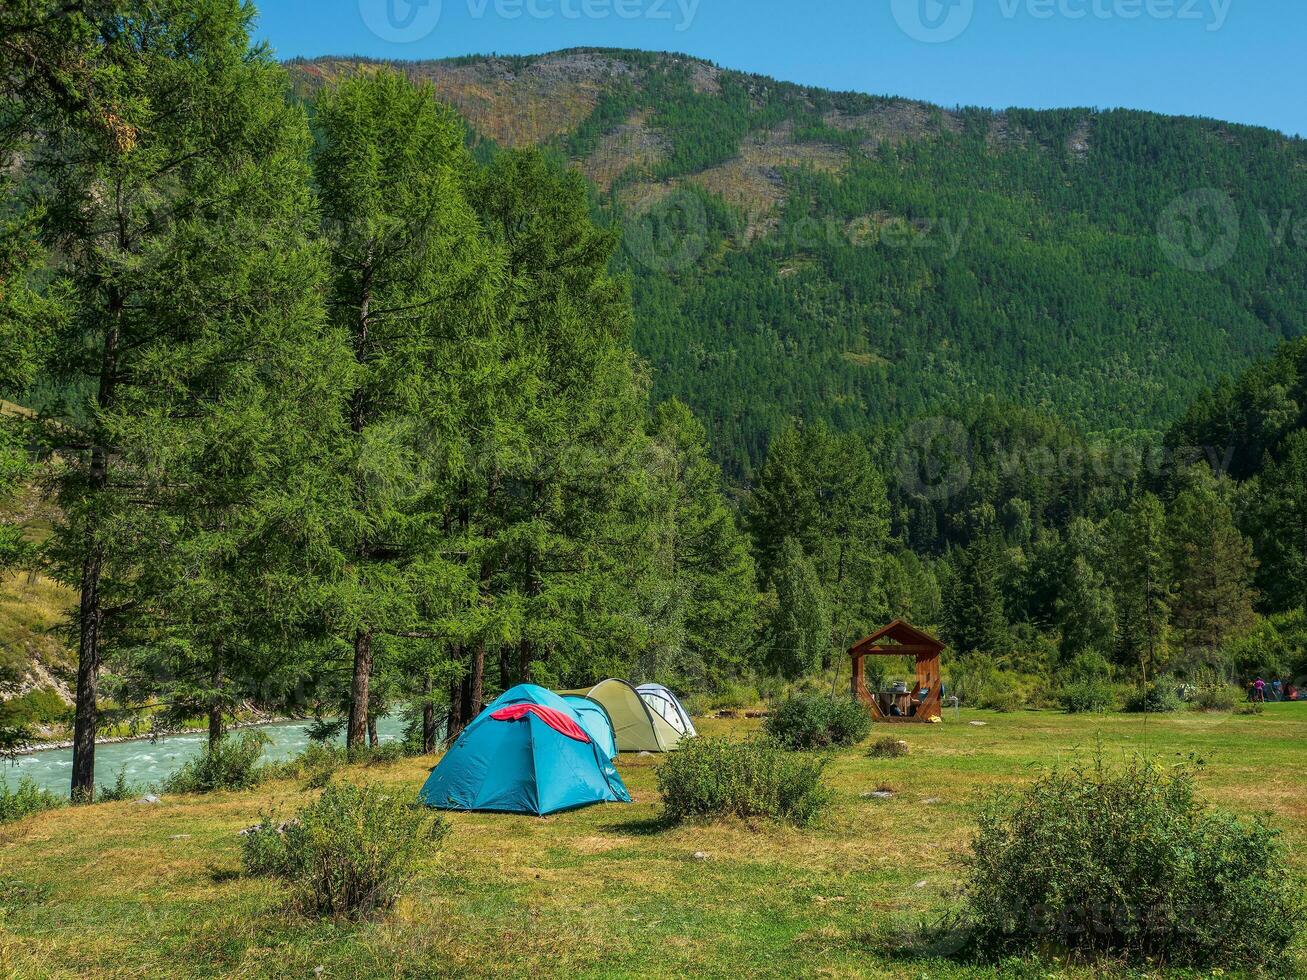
[849,620,945,723]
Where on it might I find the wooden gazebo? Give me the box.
[849,620,945,723]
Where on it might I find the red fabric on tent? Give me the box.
[490,704,592,744]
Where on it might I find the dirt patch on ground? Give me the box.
[824,99,958,151]
[583,110,668,191]
[686,124,848,240]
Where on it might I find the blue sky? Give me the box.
[253,0,1305,136]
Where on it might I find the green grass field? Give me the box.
[2,705,1305,978]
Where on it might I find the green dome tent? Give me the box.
[562,679,687,752]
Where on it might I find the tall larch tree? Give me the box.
[1112,493,1174,681]
[312,68,500,751]
[643,398,757,688]
[1249,430,1307,614]
[1167,468,1258,667]
[468,148,648,702]
[32,0,341,798]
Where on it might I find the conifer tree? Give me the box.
[32,0,342,798]
[311,69,499,750]
[748,421,890,645]
[1112,493,1173,680]
[1053,519,1116,661]
[765,537,831,680]
[469,149,648,697]
[1167,469,1258,667]
[1249,430,1307,613]
[643,398,757,687]
[943,535,1009,655]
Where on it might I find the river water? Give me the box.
[3,715,409,797]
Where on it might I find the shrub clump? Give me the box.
[867,737,910,759]
[1124,681,1183,714]
[0,777,63,824]
[656,736,831,826]
[95,767,140,802]
[1057,679,1117,714]
[265,741,346,789]
[964,755,1306,967]
[164,731,270,794]
[764,693,871,750]
[241,781,448,919]
[1189,682,1240,712]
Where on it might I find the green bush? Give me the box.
[1190,682,1241,712]
[264,742,345,789]
[164,731,270,794]
[360,741,410,765]
[241,782,448,919]
[680,693,711,718]
[0,687,69,727]
[867,737,910,758]
[656,737,831,826]
[708,682,760,711]
[965,755,1307,967]
[1124,680,1183,714]
[1057,679,1117,713]
[947,658,1032,712]
[764,693,871,750]
[96,767,139,802]
[0,777,63,824]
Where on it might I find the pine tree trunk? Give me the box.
[367,712,378,749]
[345,264,374,754]
[71,542,104,802]
[459,672,472,728]
[422,700,436,754]
[469,643,485,717]
[346,628,373,751]
[446,670,465,742]
[71,293,121,803]
[208,654,224,750]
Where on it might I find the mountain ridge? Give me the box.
[285,49,1307,477]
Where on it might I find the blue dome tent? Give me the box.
[418,685,631,816]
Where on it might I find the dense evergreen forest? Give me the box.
[286,50,1307,479]
[2,8,1306,800]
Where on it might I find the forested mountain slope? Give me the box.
[288,51,1302,477]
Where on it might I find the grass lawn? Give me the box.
[2,705,1305,978]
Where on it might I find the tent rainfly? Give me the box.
[636,684,697,739]
[562,695,619,760]
[562,679,686,752]
[418,685,630,815]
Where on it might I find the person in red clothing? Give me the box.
[1252,677,1266,703]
